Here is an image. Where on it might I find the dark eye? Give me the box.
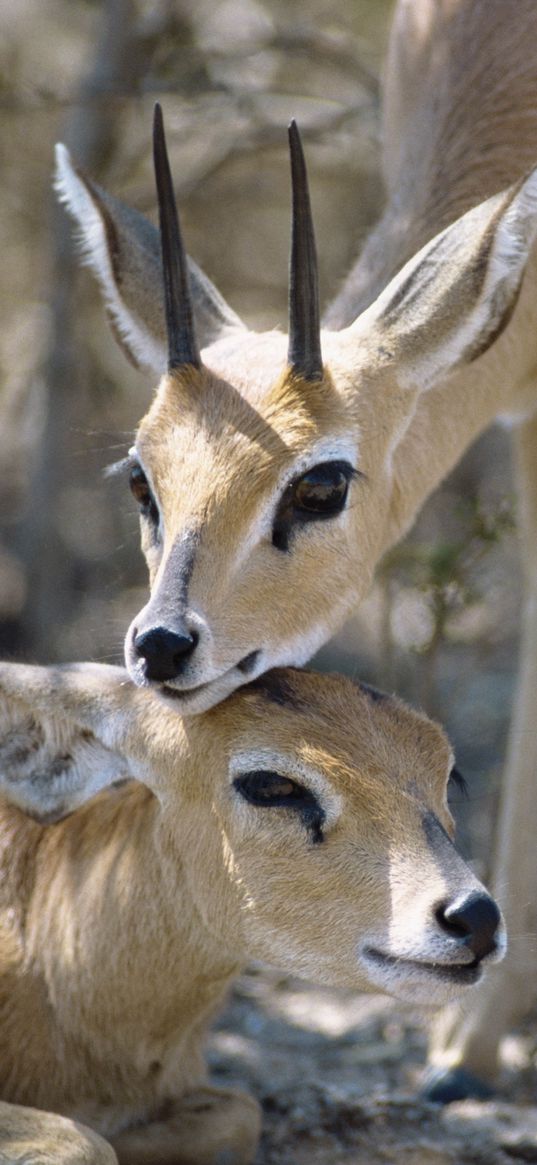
[129,464,159,525]
[272,460,355,551]
[233,769,325,842]
[294,464,350,513]
[234,770,310,805]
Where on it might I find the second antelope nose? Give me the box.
[134,623,199,682]
[436,890,501,961]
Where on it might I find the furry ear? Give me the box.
[349,167,537,391]
[54,144,245,374]
[0,663,138,823]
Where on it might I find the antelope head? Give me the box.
[0,661,504,1003]
[55,109,537,713]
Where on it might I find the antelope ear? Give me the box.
[54,144,245,375]
[349,167,537,391]
[0,662,142,823]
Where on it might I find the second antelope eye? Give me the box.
[234,770,310,805]
[129,465,158,524]
[233,770,325,841]
[272,460,355,550]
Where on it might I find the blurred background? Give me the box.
[0,0,521,869]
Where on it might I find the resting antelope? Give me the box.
[0,660,503,1164]
[55,0,537,1096]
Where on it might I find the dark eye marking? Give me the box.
[272,460,359,552]
[233,770,325,843]
[128,463,159,527]
[247,668,306,710]
[448,766,468,800]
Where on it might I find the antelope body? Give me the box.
[0,661,502,1163]
[55,0,537,1091]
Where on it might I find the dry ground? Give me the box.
[208,966,537,1163]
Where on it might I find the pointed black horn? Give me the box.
[287,121,323,381]
[153,103,200,370]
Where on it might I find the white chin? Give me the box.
[359,948,484,1006]
[136,669,247,715]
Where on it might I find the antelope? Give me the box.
[54,0,537,1098]
[0,659,503,1164]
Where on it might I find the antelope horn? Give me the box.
[153,103,200,370]
[287,121,323,381]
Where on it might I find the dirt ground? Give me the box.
[208,965,537,1164]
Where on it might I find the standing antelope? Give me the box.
[0,660,503,1164]
[55,0,537,1097]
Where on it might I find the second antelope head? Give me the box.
[0,661,504,1007]
[56,108,537,712]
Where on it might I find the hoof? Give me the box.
[421,1066,495,1105]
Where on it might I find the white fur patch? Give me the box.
[54,143,166,375]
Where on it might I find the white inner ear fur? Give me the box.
[230,749,343,829]
[54,143,167,376]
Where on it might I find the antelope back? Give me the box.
[55,96,537,714]
[328,0,537,320]
[0,662,503,1010]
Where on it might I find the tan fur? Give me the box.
[0,662,503,1161]
[0,1101,116,1164]
[54,167,537,714]
[54,0,537,1080]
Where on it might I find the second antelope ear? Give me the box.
[54,144,244,375]
[0,663,135,824]
[348,166,537,393]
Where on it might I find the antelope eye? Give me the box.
[129,464,150,505]
[272,460,355,551]
[293,463,351,514]
[448,766,468,800]
[129,464,158,524]
[233,770,308,806]
[233,770,325,842]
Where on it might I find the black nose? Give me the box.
[436,891,501,961]
[134,624,198,682]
